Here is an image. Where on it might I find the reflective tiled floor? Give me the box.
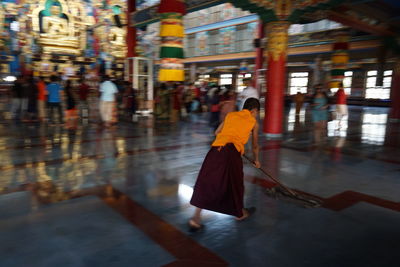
[0,105,399,267]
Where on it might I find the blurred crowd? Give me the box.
[155,78,259,129]
[7,74,137,129]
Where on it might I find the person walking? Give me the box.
[183,83,194,115]
[170,83,183,123]
[123,81,137,122]
[294,91,305,115]
[20,76,30,121]
[311,85,329,144]
[209,87,221,130]
[189,98,261,231]
[99,75,118,128]
[37,77,47,122]
[64,80,78,129]
[46,75,64,124]
[78,78,90,120]
[10,76,24,120]
[334,82,348,129]
[26,76,38,122]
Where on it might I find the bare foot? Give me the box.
[236,207,256,221]
[188,218,203,231]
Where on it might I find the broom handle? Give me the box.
[243,154,298,197]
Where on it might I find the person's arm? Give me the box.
[251,122,261,168]
[214,121,224,135]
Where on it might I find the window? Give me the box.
[198,74,210,83]
[220,74,233,85]
[237,73,252,92]
[289,72,309,95]
[331,71,352,95]
[365,70,392,99]
[199,74,210,80]
[343,71,353,95]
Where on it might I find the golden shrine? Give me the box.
[0,0,128,78]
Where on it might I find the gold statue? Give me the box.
[109,26,127,58]
[94,2,127,59]
[42,5,69,37]
[32,0,86,55]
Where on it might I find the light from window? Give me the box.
[343,71,352,95]
[331,71,352,95]
[365,70,392,99]
[237,73,252,92]
[287,107,305,132]
[289,72,308,95]
[384,70,392,76]
[361,113,387,145]
[220,74,233,85]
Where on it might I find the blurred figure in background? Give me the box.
[99,75,118,128]
[294,91,305,115]
[78,78,90,120]
[37,77,47,122]
[238,77,258,110]
[123,81,137,122]
[219,90,236,123]
[209,87,221,130]
[46,75,64,124]
[20,76,30,121]
[171,83,183,123]
[65,80,78,129]
[311,84,329,144]
[334,82,348,129]
[26,76,38,122]
[10,75,25,120]
[183,83,194,115]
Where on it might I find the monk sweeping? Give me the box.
[189,98,261,231]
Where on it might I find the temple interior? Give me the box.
[0,0,400,266]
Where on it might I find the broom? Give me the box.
[243,155,322,208]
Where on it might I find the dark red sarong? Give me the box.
[190,143,244,217]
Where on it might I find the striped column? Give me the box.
[158,0,186,82]
[330,32,349,89]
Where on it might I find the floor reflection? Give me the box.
[361,110,388,145]
[287,106,306,132]
[327,111,348,138]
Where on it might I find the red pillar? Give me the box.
[389,59,400,121]
[263,21,289,137]
[254,20,265,91]
[127,0,136,58]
